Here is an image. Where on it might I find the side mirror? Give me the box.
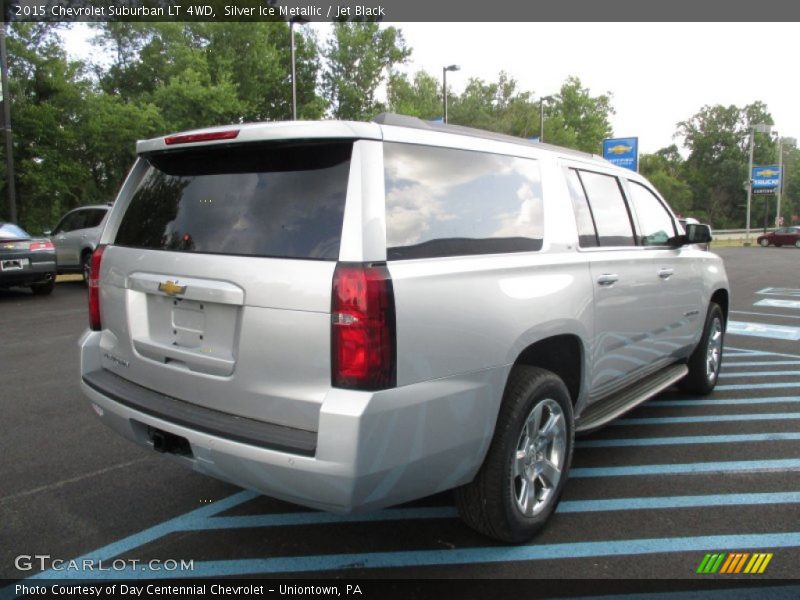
[685,223,712,245]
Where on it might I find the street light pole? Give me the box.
[777,135,783,228]
[290,20,296,120]
[0,23,16,223]
[745,128,755,244]
[442,65,460,124]
[745,123,771,245]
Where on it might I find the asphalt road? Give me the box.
[2,247,800,592]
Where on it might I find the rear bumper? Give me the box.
[0,259,55,287]
[79,330,507,512]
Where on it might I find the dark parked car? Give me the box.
[757,226,800,248]
[46,204,111,280]
[0,222,57,295]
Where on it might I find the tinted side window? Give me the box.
[627,181,677,246]
[384,143,544,260]
[84,209,107,229]
[115,142,352,260]
[577,171,635,247]
[564,168,598,248]
[55,211,87,234]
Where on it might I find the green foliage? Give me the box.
[322,23,410,120]
[387,70,441,120]
[677,102,775,228]
[1,22,795,236]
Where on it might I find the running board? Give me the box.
[575,364,689,433]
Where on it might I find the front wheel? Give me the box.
[679,302,725,395]
[455,366,574,543]
[759,238,769,247]
[795,240,800,249]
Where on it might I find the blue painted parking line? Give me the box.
[617,412,800,425]
[717,382,800,391]
[557,491,800,513]
[722,360,800,367]
[177,506,458,531]
[648,396,800,407]
[755,298,800,310]
[757,287,800,298]
[577,432,800,448]
[30,531,800,579]
[724,346,800,359]
[727,321,800,341]
[719,370,800,378]
[570,459,800,478]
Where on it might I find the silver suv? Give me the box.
[79,115,729,542]
[47,205,111,281]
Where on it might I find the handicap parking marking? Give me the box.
[7,339,800,585]
[757,287,800,298]
[727,321,800,341]
[755,299,800,310]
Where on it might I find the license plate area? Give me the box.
[1,258,28,271]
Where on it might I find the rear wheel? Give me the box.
[760,238,769,247]
[455,366,574,543]
[30,279,55,295]
[795,239,800,249]
[679,302,724,395]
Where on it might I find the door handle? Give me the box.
[597,274,619,286]
[658,268,674,279]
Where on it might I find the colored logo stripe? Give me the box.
[697,552,773,574]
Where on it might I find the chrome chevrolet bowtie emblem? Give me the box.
[158,280,186,296]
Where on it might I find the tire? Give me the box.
[759,238,769,247]
[795,240,800,249]
[81,250,92,283]
[30,279,55,295]
[455,366,574,543]
[679,302,725,395]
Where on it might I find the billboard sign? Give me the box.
[603,137,638,172]
[752,165,781,194]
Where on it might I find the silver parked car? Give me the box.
[47,204,111,280]
[79,115,729,542]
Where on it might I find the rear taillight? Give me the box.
[88,245,106,331]
[29,240,54,251]
[331,263,396,390]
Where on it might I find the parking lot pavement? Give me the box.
[2,247,800,586]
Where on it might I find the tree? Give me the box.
[322,23,410,120]
[543,77,614,153]
[387,70,441,120]
[640,146,694,218]
[676,102,774,228]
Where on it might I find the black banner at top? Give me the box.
[6,0,800,22]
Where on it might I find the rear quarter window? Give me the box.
[383,143,544,260]
[114,141,352,260]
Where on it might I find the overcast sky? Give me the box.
[61,22,800,154]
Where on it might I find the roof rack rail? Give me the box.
[371,113,600,160]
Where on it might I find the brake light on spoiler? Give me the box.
[164,130,240,145]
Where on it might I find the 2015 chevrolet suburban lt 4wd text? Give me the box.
[80,114,729,543]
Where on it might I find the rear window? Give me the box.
[0,223,29,239]
[114,141,353,260]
